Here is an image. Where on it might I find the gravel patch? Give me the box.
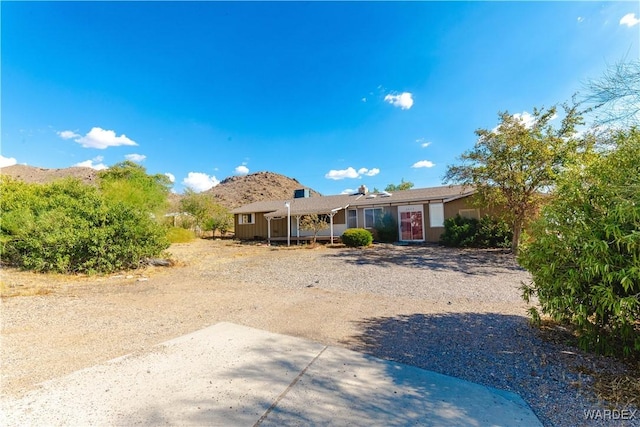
[2,241,637,427]
[206,244,639,427]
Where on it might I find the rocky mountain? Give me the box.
[1,165,319,210]
[205,171,320,210]
[1,164,100,186]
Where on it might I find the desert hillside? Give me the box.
[1,165,99,186]
[1,165,318,210]
[205,171,320,209]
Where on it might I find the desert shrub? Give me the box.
[341,228,373,247]
[166,227,196,243]
[519,129,640,357]
[374,213,398,243]
[440,215,511,248]
[0,177,169,274]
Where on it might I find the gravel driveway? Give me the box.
[1,240,637,427]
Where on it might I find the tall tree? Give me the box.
[385,179,414,192]
[444,104,586,254]
[582,59,640,128]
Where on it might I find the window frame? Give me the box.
[239,213,255,225]
[429,203,445,228]
[347,209,358,228]
[364,207,384,229]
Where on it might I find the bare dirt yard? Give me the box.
[1,240,637,426]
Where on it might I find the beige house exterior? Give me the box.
[232,185,485,244]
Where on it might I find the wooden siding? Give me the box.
[234,213,288,240]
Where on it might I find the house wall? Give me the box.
[347,196,483,243]
[234,210,347,240]
[234,213,288,240]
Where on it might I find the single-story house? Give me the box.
[231,184,488,244]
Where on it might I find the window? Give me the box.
[429,203,445,227]
[239,213,255,225]
[364,208,384,229]
[459,209,480,220]
[347,210,358,228]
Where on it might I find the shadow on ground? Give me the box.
[340,312,639,427]
[325,244,524,275]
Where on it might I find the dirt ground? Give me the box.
[0,239,530,398]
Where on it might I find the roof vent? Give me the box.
[366,194,377,199]
[380,191,392,197]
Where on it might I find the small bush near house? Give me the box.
[374,213,398,243]
[166,227,196,243]
[341,228,373,247]
[440,215,512,248]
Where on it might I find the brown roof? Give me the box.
[232,184,474,217]
[232,193,361,217]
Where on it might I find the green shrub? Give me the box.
[374,213,398,243]
[519,129,640,358]
[0,177,170,274]
[166,227,196,243]
[440,215,511,248]
[341,228,373,247]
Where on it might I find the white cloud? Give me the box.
[235,165,249,175]
[513,112,536,128]
[361,97,367,103]
[164,172,175,183]
[577,16,584,23]
[325,166,380,180]
[182,172,219,192]
[73,157,108,170]
[0,155,18,168]
[341,188,356,195]
[357,167,380,177]
[620,13,640,27]
[125,153,146,163]
[412,160,435,168]
[325,167,359,180]
[417,138,432,148]
[384,92,414,110]
[60,127,138,149]
[57,130,80,140]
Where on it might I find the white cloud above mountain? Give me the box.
[325,166,380,180]
[59,127,138,149]
[182,172,219,192]
[0,155,17,168]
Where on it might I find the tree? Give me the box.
[582,59,640,128]
[299,214,329,244]
[203,204,233,238]
[180,190,232,237]
[98,161,171,216]
[385,179,414,192]
[444,104,586,254]
[519,129,640,357]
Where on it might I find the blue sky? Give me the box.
[2,1,639,195]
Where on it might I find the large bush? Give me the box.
[0,177,169,274]
[519,129,640,357]
[341,228,373,247]
[440,215,512,248]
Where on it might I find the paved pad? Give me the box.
[1,322,542,426]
